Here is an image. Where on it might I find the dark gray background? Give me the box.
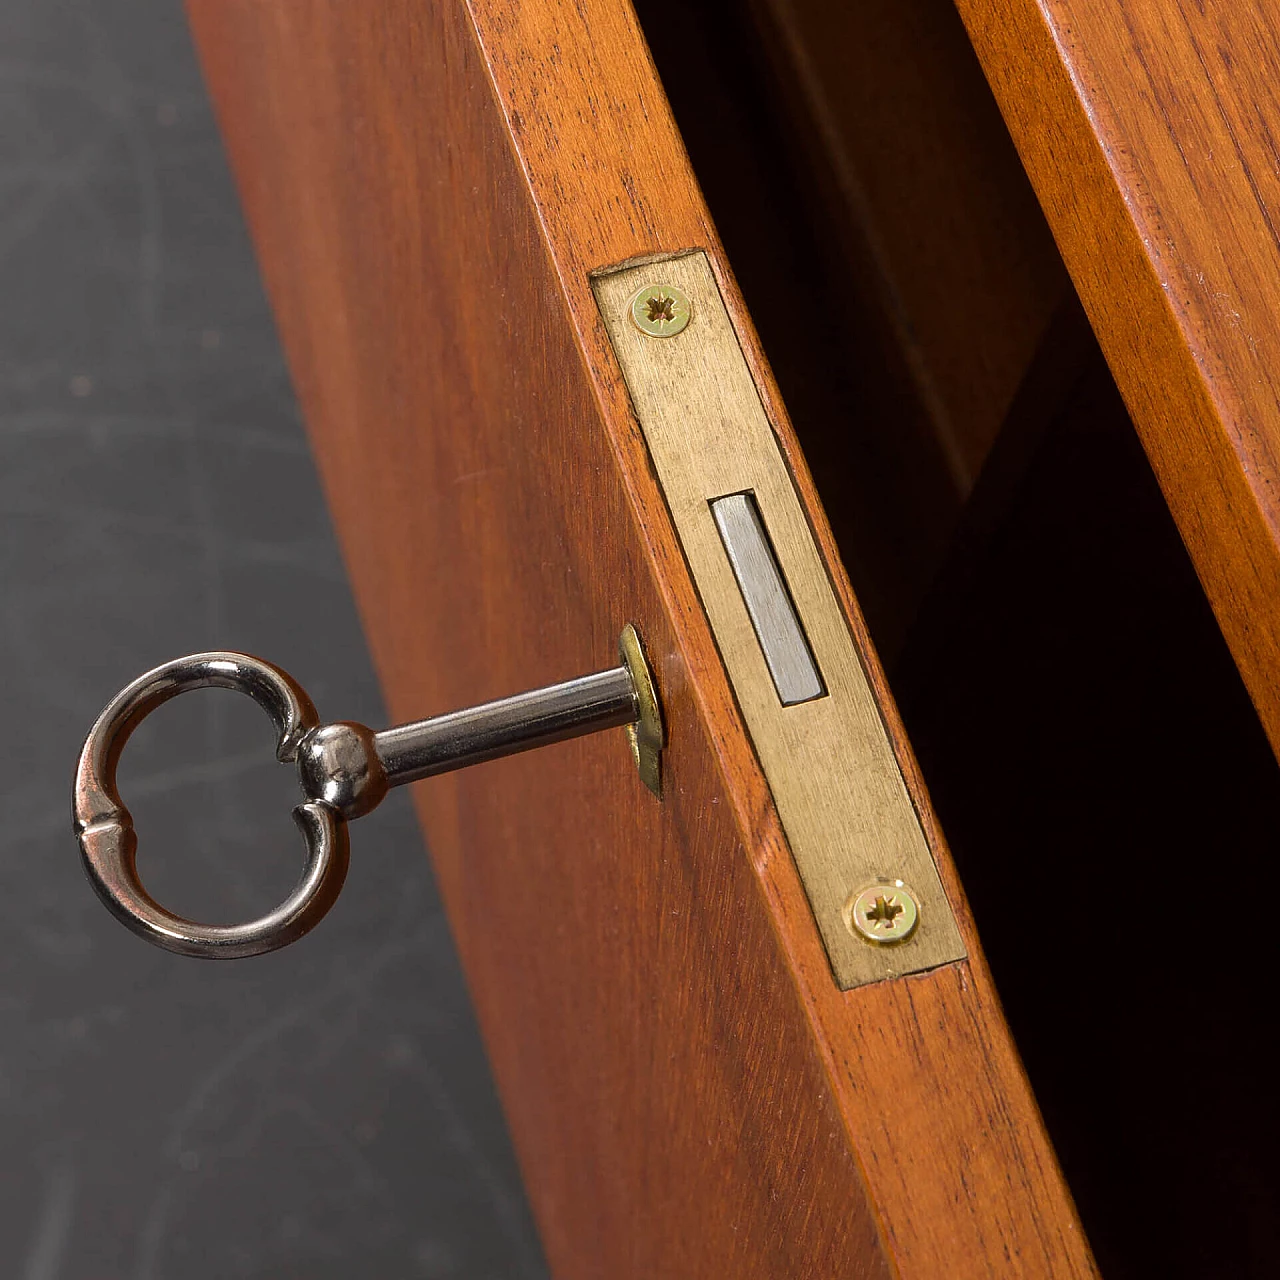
[0,1,547,1274]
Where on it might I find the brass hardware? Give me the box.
[620,622,663,796]
[629,283,692,338]
[593,251,966,989]
[844,881,920,945]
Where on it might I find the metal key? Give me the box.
[73,625,662,960]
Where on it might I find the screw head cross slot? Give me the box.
[629,283,692,337]
[866,894,904,928]
[845,880,920,945]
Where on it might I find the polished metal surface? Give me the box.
[375,667,637,788]
[74,631,662,959]
[73,652,348,958]
[711,492,824,706]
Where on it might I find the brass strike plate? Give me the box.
[593,251,967,989]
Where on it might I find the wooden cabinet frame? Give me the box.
[185,1,1280,1274]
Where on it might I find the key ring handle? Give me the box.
[73,652,349,959]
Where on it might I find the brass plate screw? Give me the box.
[629,283,691,337]
[845,880,920,945]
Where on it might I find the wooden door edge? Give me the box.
[956,0,1280,764]
[462,0,1100,1273]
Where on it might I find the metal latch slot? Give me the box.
[592,250,966,989]
[711,492,824,706]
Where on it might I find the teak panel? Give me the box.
[188,1,1097,1276]
[955,0,1280,759]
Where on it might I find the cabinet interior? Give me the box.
[631,1,1280,1275]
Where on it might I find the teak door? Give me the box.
[179,0,1279,1276]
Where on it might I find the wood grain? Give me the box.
[187,0,1097,1275]
[954,0,1280,759]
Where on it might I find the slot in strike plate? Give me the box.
[711,492,825,706]
[592,251,966,989]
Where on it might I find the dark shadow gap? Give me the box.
[632,3,1280,1275]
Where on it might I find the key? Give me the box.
[73,625,662,959]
